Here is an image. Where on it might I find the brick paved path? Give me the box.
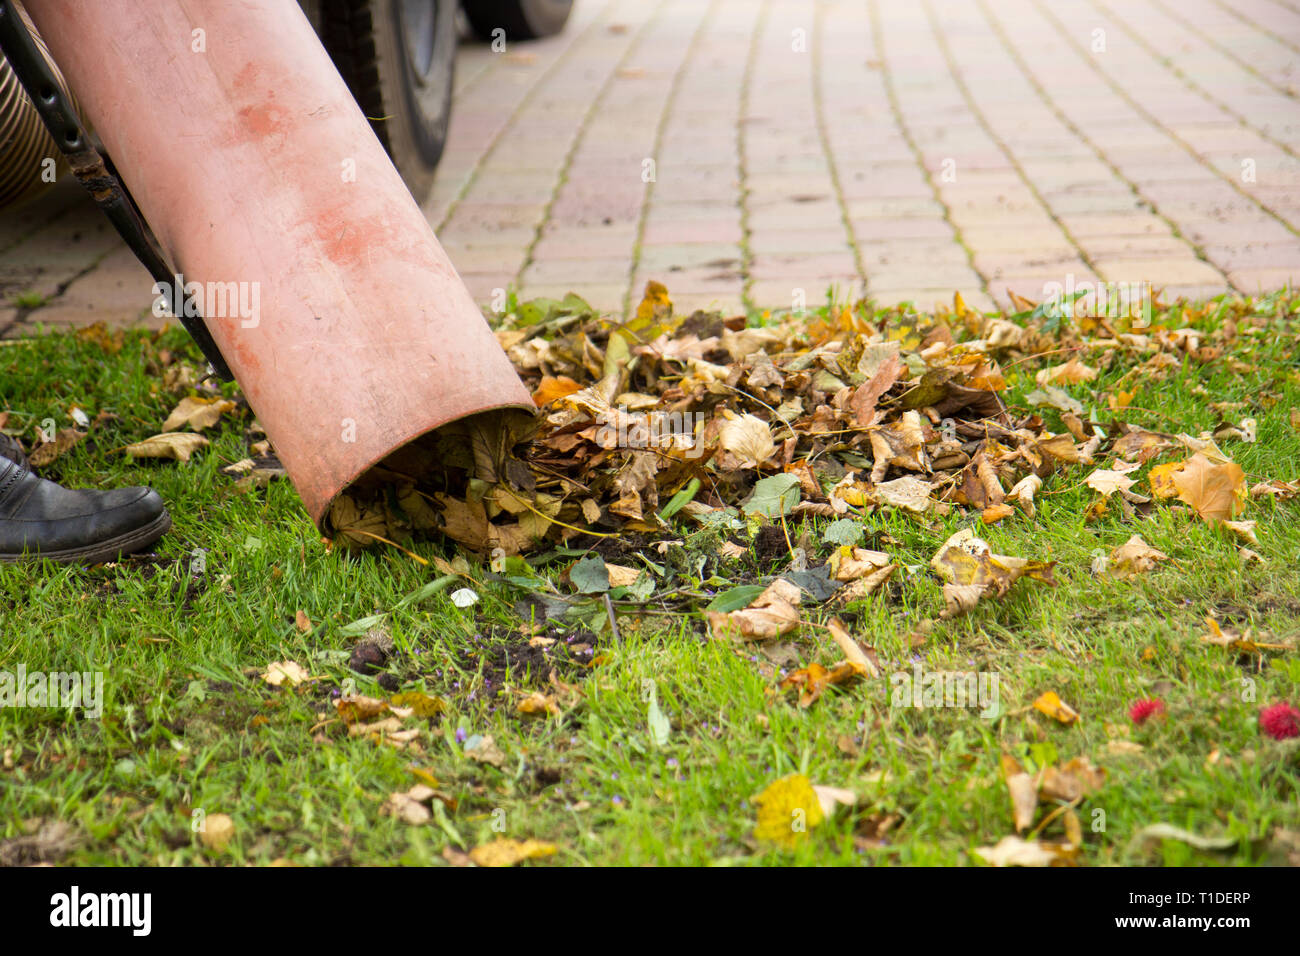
[3,0,1298,333]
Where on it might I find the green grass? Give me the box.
[1,293,1298,867]
[10,291,48,310]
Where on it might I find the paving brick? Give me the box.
[638,244,742,273]
[521,257,630,286]
[1089,257,1228,286]
[3,0,1295,327]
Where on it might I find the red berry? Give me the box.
[1258,702,1300,741]
[1129,698,1165,725]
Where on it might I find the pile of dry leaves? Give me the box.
[321,283,1292,593]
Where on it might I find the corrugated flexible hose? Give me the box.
[0,5,71,209]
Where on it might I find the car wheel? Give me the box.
[463,0,574,41]
[312,0,458,202]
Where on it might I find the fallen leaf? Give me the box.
[1033,690,1080,725]
[1036,357,1097,386]
[199,813,235,851]
[826,617,880,678]
[930,528,1055,617]
[973,835,1075,867]
[812,785,857,818]
[335,694,393,724]
[123,432,208,462]
[28,428,86,468]
[1040,757,1107,802]
[383,786,434,825]
[469,838,559,867]
[981,503,1015,524]
[262,660,309,688]
[826,545,891,582]
[1108,535,1169,578]
[780,660,865,707]
[531,375,583,407]
[706,578,801,642]
[717,411,776,469]
[1085,468,1137,497]
[870,476,936,512]
[390,691,446,717]
[941,583,984,619]
[1005,474,1042,516]
[1172,453,1246,522]
[162,395,237,432]
[1200,617,1289,655]
[517,692,561,717]
[1001,754,1038,832]
[1222,519,1258,546]
[465,734,505,768]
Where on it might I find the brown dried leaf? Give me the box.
[706,578,801,642]
[161,395,237,432]
[1172,453,1246,522]
[123,432,208,463]
[1108,535,1169,578]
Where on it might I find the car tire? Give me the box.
[463,0,574,41]
[312,0,458,202]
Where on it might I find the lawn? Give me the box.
[0,286,1297,867]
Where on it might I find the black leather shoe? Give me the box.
[0,456,171,564]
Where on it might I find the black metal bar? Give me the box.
[0,0,234,380]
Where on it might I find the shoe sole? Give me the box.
[0,511,173,565]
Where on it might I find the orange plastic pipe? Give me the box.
[22,0,531,528]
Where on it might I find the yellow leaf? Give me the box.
[780,660,864,707]
[604,562,642,588]
[1222,520,1258,546]
[390,691,446,717]
[517,692,561,717]
[1033,690,1080,725]
[1172,452,1246,522]
[634,279,672,324]
[468,838,558,867]
[827,545,891,582]
[531,375,582,407]
[930,529,1056,612]
[981,503,1015,524]
[1148,461,1184,498]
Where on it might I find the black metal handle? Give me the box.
[0,0,234,380]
